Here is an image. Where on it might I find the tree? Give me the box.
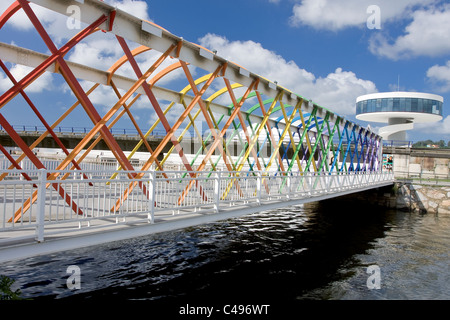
[0,275,22,300]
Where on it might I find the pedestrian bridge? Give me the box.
[0,0,394,262]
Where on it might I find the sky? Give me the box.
[1,0,450,143]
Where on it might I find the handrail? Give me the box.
[0,124,167,137]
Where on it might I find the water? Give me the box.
[1,200,450,307]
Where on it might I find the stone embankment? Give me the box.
[392,183,450,214]
[327,182,450,214]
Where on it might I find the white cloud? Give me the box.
[416,116,450,135]
[104,0,150,21]
[369,4,450,59]
[0,1,38,31]
[289,0,432,31]
[0,64,53,93]
[437,116,450,134]
[199,34,377,116]
[0,1,79,44]
[0,0,150,43]
[67,33,188,89]
[68,33,127,71]
[310,68,377,115]
[76,80,126,108]
[426,61,450,92]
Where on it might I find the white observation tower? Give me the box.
[356,92,443,141]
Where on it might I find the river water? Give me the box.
[1,199,449,307]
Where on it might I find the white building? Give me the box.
[356,92,443,141]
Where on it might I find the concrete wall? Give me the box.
[376,147,450,213]
[384,148,450,179]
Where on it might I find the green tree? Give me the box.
[0,275,22,300]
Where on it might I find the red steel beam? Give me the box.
[114,36,210,210]
[0,8,108,111]
[115,36,195,175]
[0,60,91,183]
[177,66,258,204]
[120,64,225,205]
[0,1,20,30]
[0,114,82,223]
[0,144,36,186]
[224,78,270,194]
[16,0,150,201]
[4,1,144,219]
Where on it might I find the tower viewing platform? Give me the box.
[356,92,444,141]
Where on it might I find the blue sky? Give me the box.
[1,0,450,143]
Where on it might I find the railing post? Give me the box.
[256,171,261,205]
[286,172,291,199]
[35,168,46,242]
[148,171,156,223]
[214,172,221,213]
[327,171,333,193]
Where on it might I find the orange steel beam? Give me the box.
[0,1,110,220]
[112,36,209,211]
[138,65,225,171]
[223,78,268,175]
[109,79,168,178]
[0,8,107,110]
[66,61,185,181]
[179,62,234,170]
[111,61,186,176]
[177,72,258,204]
[0,60,91,182]
[103,51,224,209]
[0,144,36,187]
[223,80,272,194]
[129,64,225,181]
[0,83,100,182]
[0,114,82,223]
[46,43,177,178]
[106,45,152,85]
[66,58,182,179]
[223,78,270,194]
[255,90,286,173]
[114,64,225,209]
[177,61,244,203]
[115,36,195,173]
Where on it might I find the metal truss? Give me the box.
[0,0,383,222]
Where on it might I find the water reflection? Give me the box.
[0,200,449,301]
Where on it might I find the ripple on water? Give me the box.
[1,204,449,300]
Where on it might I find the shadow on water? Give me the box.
[0,199,399,304]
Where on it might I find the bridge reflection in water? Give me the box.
[0,0,392,262]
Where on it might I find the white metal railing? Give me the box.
[0,157,135,175]
[394,171,450,185]
[0,169,394,243]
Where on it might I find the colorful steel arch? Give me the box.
[0,0,383,222]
